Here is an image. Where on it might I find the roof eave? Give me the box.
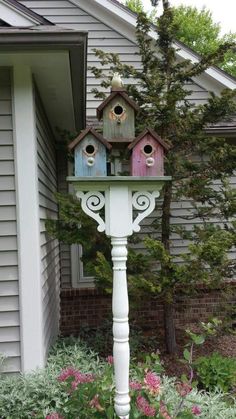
[69,127,112,150]
[205,127,236,137]
[77,0,236,90]
[97,89,140,119]
[0,28,87,133]
[128,128,170,151]
[1,0,53,25]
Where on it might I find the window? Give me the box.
[71,244,95,288]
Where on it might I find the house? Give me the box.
[0,0,87,373]
[0,0,235,374]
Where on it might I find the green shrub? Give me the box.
[0,338,102,419]
[194,352,236,392]
[0,352,6,372]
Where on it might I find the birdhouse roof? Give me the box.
[97,88,140,120]
[128,128,170,151]
[68,127,112,151]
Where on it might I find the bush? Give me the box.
[194,352,236,392]
[0,338,103,419]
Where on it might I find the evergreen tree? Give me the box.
[89,0,236,353]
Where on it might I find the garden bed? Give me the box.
[160,329,236,379]
[0,333,235,418]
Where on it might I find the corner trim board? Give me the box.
[12,65,44,372]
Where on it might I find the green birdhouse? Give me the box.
[97,85,139,145]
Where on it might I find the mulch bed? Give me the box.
[155,327,236,378]
[79,321,236,379]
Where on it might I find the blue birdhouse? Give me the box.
[69,127,112,176]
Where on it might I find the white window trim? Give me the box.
[12,64,44,372]
[68,166,95,289]
[71,244,95,288]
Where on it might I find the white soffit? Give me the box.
[70,0,236,90]
[0,0,39,26]
[0,51,75,136]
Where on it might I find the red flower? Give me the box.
[58,367,94,392]
[191,405,201,416]
[45,414,63,419]
[130,380,142,391]
[159,401,171,419]
[136,395,156,417]
[144,371,161,395]
[106,355,114,365]
[57,367,78,382]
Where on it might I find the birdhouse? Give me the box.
[97,85,139,145]
[68,127,112,176]
[128,128,169,176]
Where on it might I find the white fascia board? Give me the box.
[174,45,236,90]
[90,0,137,26]
[71,0,236,90]
[70,0,138,43]
[204,68,236,90]
[0,0,39,26]
[12,64,44,372]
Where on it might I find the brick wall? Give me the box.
[60,282,236,336]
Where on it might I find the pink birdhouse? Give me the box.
[128,128,169,176]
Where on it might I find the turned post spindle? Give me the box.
[111,237,130,418]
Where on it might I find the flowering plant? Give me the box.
[45,353,202,419]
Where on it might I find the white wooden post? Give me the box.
[70,177,170,419]
[111,237,130,418]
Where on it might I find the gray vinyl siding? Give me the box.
[0,68,21,373]
[35,89,60,356]
[57,150,71,287]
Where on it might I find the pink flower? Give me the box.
[58,367,94,392]
[130,380,142,391]
[136,395,156,417]
[106,355,114,365]
[176,382,192,397]
[58,367,78,382]
[89,395,104,412]
[159,401,171,419]
[144,371,161,395]
[45,414,63,419]
[191,405,201,416]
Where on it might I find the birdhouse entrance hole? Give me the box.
[143,144,153,155]
[114,104,124,116]
[85,144,95,155]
